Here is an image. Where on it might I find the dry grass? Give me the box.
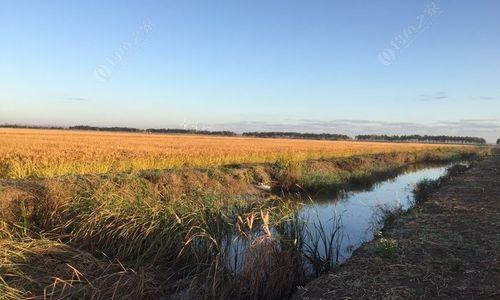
[0,128,466,179]
[0,222,161,300]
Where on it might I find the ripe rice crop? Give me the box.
[0,128,466,179]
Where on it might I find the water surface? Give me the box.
[300,163,454,264]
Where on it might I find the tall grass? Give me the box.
[0,221,161,299]
[0,176,346,299]
[302,212,343,277]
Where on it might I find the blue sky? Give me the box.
[1,1,499,141]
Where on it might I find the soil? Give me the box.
[293,148,500,299]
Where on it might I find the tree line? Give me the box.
[0,124,65,130]
[242,131,351,140]
[0,124,234,136]
[69,126,143,132]
[69,126,237,136]
[0,124,489,144]
[355,134,486,144]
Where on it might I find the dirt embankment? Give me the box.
[294,148,500,299]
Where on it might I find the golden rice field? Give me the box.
[0,128,465,179]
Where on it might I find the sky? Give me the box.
[1,1,499,142]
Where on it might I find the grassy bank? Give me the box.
[274,148,483,192]
[0,147,487,299]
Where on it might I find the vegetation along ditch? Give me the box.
[0,147,488,299]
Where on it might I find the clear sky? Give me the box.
[1,1,499,141]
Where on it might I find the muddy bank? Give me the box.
[294,150,500,299]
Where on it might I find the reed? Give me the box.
[301,212,343,277]
[0,221,161,299]
[0,176,345,299]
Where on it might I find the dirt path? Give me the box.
[294,149,500,299]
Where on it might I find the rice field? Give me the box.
[0,128,465,179]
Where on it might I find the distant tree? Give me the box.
[497,139,500,145]
[355,134,486,145]
[69,126,142,133]
[242,131,351,141]
[0,124,65,130]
